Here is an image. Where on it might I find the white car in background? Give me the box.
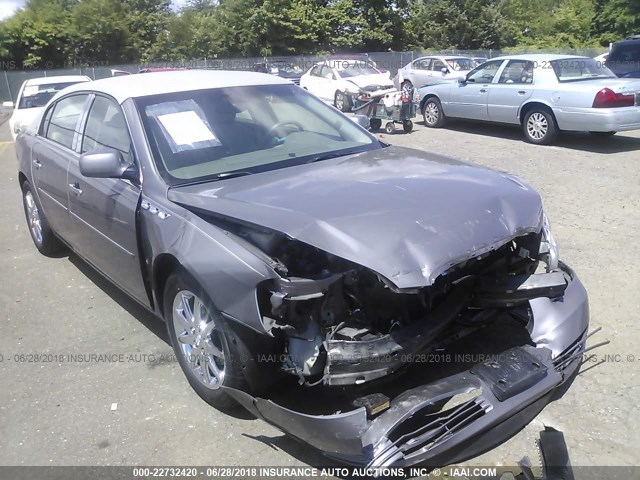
[6,75,91,140]
[299,60,393,111]
[393,55,475,92]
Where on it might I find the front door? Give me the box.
[447,60,504,120]
[66,95,149,306]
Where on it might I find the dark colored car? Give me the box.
[606,35,640,78]
[15,70,589,468]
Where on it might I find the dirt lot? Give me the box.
[0,108,638,471]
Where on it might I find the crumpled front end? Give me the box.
[223,259,588,467]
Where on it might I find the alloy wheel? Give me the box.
[172,290,225,389]
[424,102,439,126]
[24,191,43,245]
[527,112,548,140]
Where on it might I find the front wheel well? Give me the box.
[152,254,184,320]
[519,102,556,125]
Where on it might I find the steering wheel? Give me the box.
[265,121,304,140]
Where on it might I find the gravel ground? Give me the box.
[0,109,638,472]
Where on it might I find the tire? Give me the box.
[401,80,413,95]
[21,181,65,256]
[164,271,257,410]
[422,97,445,128]
[334,91,352,112]
[589,131,616,138]
[523,108,558,145]
[369,118,382,131]
[385,122,396,134]
[403,120,413,133]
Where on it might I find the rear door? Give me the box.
[32,94,91,242]
[487,60,535,124]
[66,94,149,306]
[446,59,504,120]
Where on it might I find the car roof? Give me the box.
[415,55,472,61]
[25,75,91,86]
[57,70,290,104]
[488,54,589,62]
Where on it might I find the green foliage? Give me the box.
[0,0,637,66]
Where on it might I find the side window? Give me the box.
[466,60,504,83]
[45,95,88,149]
[498,60,535,84]
[431,60,446,71]
[81,96,133,165]
[310,65,321,77]
[414,59,431,70]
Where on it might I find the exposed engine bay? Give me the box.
[219,216,567,388]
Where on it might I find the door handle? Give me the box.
[480,89,487,93]
[68,182,83,196]
[32,158,42,169]
[518,90,527,95]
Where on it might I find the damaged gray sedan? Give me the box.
[15,70,589,467]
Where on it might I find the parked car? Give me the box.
[299,59,392,111]
[6,75,91,141]
[15,70,589,468]
[606,34,640,78]
[393,56,475,91]
[253,60,304,85]
[416,54,640,144]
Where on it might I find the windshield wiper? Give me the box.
[214,171,253,180]
[306,149,364,164]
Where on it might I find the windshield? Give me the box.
[551,58,616,82]
[446,58,474,71]
[137,84,379,186]
[338,63,381,78]
[18,82,83,109]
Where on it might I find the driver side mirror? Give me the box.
[458,75,468,84]
[441,67,449,75]
[80,149,137,182]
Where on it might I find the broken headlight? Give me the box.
[540,213,559,272]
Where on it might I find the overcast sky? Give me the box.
[0,0,188,20]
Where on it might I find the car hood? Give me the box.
[168,147,543,288]
[345,73,393,87]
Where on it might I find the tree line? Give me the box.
[0,0,638,68]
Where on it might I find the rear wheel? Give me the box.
[21,181,64,256]
[422,97,445,128]
[164,271,254,410]
[523,108,558,145]
[589,131,616,138]
[403,120,413,133]
[334,91,352,112]
[401,80,413,95]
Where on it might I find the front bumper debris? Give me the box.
[224,262,589,467]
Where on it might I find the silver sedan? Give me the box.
[416,54,640,144]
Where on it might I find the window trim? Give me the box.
[495,60,536,86]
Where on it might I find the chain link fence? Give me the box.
[1,48,605,102]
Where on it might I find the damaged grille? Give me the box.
[371,398,489,467]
